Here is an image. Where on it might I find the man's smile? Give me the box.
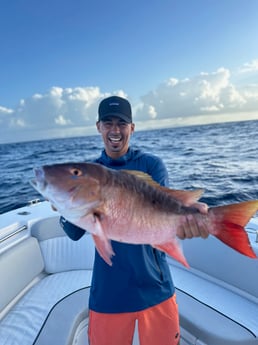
[108,136,122,143]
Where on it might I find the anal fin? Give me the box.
[154,240,189,268]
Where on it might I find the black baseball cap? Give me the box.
[98,96,132,123]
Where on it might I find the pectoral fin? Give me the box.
[89,213,115,265]
[92,234,115,266]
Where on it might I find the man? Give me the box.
[60,95,208,345]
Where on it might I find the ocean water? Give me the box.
[0,120,258,215]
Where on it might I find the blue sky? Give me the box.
[1,0,258,143]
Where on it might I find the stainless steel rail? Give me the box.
[0,225,28,243]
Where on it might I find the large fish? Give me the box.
[31,162,258,267]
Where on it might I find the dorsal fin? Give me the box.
[122,169,204,206]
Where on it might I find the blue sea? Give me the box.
[0,120,258,215]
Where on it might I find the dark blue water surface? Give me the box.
[0,120,258,214]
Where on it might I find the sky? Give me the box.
[0,0,258,143]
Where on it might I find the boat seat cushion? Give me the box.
[171,264,258,344]
[34,287,90,345]
[0,270,91,345]
[181,235,258,298]
[0,237,44,312]
[31,216,95,273]
[39,235,95,273]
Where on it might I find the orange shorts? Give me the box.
[88,294,180,345]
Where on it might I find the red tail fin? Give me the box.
[210,200,258,258]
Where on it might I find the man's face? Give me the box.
[96,117,135,159]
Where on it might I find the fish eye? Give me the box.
[70,168,82,177]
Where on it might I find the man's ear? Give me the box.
[96,121,101,133]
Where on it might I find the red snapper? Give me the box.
[31,162,258,267]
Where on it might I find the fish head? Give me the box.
[31,163,102,219]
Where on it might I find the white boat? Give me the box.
[0,201,257,345]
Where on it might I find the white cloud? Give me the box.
[9,86,104,130]
[1,62,258,143]
[0,106,14,127]
[238,59,258,73]
[0,106,14,114]
[136,66,258,121]
[148,105,157,119]
[54,115,72,126]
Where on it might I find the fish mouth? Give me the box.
[34,167,45,182]
[30,167,47,192]
[31,166,80,197]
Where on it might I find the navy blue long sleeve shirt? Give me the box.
[60,148,175,313]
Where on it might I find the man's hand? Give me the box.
[177,202,209,239]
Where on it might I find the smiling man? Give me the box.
[96,96,135,158]
[60,95,209,345]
